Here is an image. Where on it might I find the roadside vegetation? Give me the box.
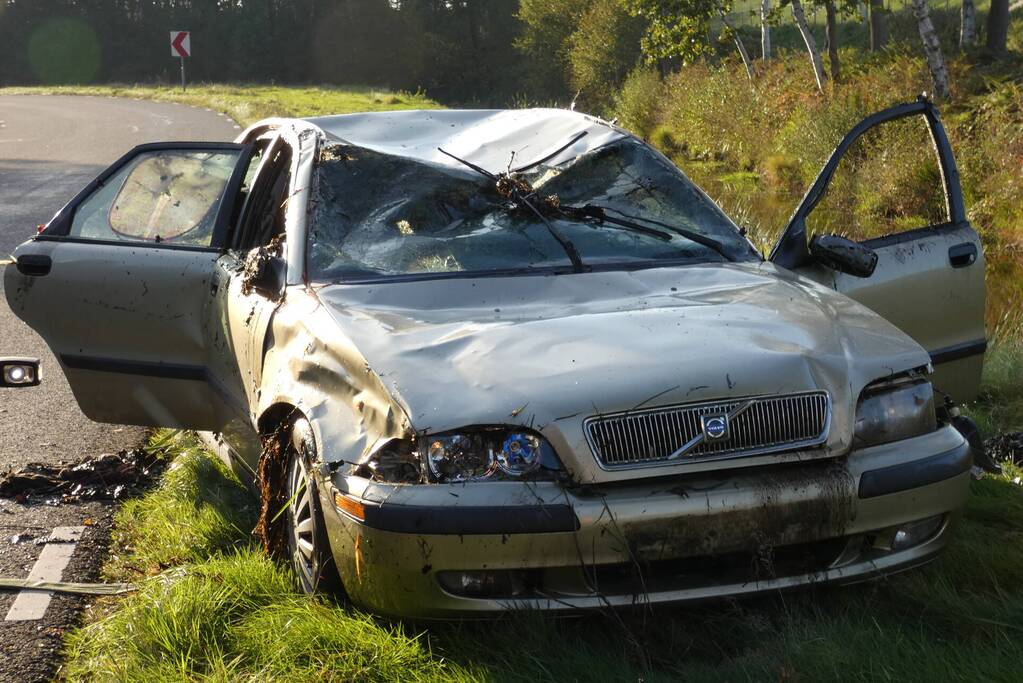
[62,430,1023,681]
[0,84,442,128]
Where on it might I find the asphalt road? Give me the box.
[0,95,238,682]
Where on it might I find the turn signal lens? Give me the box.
[333,492,366,521]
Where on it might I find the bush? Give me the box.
[614,66,664,138]
[649,125,681,155]
[762,154,804,195]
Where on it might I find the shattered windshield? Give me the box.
[308,137,756,281]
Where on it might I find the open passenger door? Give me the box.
[770,100,986,402]
[3,142,253,428]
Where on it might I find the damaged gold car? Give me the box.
[4,101,989,617]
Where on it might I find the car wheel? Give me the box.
[285,418,341,595]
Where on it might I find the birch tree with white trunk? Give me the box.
[720,12,756,80]
[788,0,828,92]
[960,0,977,47]
[761,0,772,60]
[912,0,950,99]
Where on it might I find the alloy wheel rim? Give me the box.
[288,454,317,588]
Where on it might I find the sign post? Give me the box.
[170,31,191,91]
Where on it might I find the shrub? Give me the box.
[614,66,664,138]
[649,125,681,155]
[762,154,804,195]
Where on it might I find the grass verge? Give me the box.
[0,83,443,128]
[63,425,1023,681]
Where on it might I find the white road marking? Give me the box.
[4,526,86,622]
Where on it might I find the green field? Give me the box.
[0,84,442,128]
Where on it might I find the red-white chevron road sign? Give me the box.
[170,31,191,58]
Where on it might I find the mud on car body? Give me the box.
[3,101,987,617]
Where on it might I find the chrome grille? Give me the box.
[584,392,830,469]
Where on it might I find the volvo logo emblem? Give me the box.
[701,414,729,441]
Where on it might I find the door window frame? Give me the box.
[770,99,966,270]
[37,141,254,253]
[231,135,295,253]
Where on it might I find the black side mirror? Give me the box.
[809,234,878,278]
[0,357,41,387]
[242,252,286,301]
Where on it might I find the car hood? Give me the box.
[314,262,929,481]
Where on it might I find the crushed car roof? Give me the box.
[302,108,627,173]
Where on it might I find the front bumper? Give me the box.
[321,425,971,618]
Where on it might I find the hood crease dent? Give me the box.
[311,261,929,484]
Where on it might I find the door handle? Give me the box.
[948,243,977,268]
[16,254,52,277]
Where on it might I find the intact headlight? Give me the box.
[423,428,563,483]
[853,375,937,449]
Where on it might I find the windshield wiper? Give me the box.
[586,206,735,262]
[559,205,673,242]
[438,147,587,273]
[437,146,734,267]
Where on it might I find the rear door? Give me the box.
[3,142,252,428]
[770,100,986,402]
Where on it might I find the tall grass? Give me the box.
[64,432,473,682]
[104,432,258,581]
[64,430,1023,681]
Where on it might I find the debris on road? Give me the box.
[0,448,165,504]
[0,577,134,596]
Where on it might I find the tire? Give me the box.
[284,417,342,595]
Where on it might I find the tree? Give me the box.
[760,0,772,60]
[720,12,756,80]
[911,0,950,99]
[986,0,1010,57]
[786,0,828,92]
[567,0,646,108]
[960,0,977,47]
[869,0,889,52]
[516,0,590,97]
[622,0,757,82]
[824,0,840,82]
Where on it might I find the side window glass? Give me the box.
[241,145,266,194]
[237,144,292,251]
[70,149,241,247]
[805,115,949,242]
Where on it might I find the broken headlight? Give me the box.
[853,375,936,449]
[423,429,563,483]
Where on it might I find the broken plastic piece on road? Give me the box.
[0,578,134,596]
